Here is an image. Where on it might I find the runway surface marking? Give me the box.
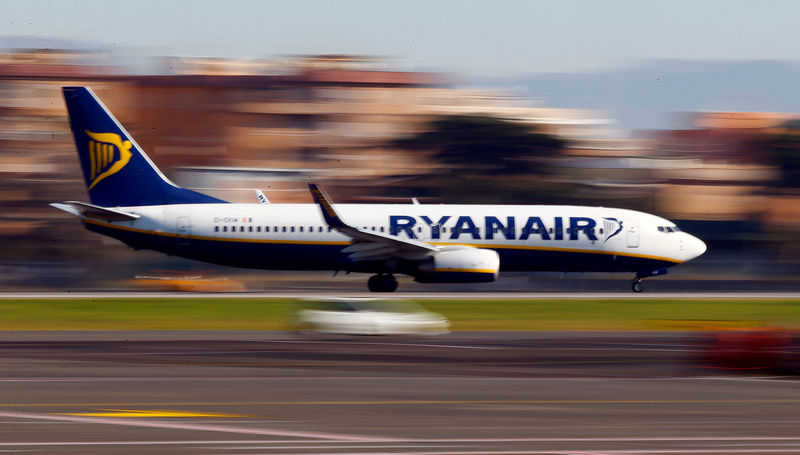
[0,411,397,442]
[3,436,800,444]
[189,451,800,454]
[58,409,247,418]
[4,398,800,407]
[1,443,800,455]
[0,376,788,383]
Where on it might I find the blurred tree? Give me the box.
[396,115,563,174]
[394,115,566,203]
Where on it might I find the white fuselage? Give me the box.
[83,202,706,274]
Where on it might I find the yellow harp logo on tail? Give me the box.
[86,130,133,190]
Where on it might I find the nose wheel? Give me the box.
[368,274,398,292]
[631,268,668,293]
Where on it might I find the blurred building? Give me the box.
[1,48,799,288]
[0,50,109,248]
[649,113,787,223]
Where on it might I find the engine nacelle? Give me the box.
[413,247,500,283]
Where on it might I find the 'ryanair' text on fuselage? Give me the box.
[390,215,625,242]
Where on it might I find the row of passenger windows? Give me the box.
[213,225,606,235]
[215,225,333,233]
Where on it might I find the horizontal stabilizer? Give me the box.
[50,201,140,222]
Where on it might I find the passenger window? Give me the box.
[249,226,253,232]
[299,226,304,233]
[214,226,219,232]
[222,226,227,232]
[265,226,270,232]
[282,226,287,232]
[256,226,261,232]
[380,226,385,232]
[328,226,333,232]
[291,226,295,233]
[319,226,323,232]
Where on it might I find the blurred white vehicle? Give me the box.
[292,298,449,335]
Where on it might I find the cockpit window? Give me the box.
[658,225,681,233]
[658,226,665,233]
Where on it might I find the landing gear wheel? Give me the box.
[367,274,399,292]
[632,279,644,293]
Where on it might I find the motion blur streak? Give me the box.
[0,50,795,291]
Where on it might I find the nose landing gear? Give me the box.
[631,268,668,293]
[367,274,398,292]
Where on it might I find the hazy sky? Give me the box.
[2,0,799,74]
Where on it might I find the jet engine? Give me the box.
[413,247,499,283]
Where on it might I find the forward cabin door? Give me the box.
[626,219,639,248]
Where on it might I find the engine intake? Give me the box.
[414,247,499,283]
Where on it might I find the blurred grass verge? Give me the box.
[1,298,800,331]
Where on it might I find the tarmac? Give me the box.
[1,330,799,454]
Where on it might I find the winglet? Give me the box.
[254,189,270,204]
[309,184,347,229]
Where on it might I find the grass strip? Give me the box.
[0,298,799,331]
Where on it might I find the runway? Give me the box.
[1,331,800,454]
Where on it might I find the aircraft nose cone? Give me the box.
[686,234,707,261]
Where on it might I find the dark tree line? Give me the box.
[393,115,566,203]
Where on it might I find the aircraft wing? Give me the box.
[50,201,140,222]
[309,184,437,261]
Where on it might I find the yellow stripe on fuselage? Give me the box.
[434,268,497,274]
[83,218,682,264]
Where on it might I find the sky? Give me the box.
[1,0,799,75]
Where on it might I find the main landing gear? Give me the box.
[631,278,644,293]
[368,274,398,293]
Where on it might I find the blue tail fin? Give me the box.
[62,87,226,206]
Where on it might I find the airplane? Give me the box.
[52,86,707,293]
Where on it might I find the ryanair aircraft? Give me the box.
[52,87,706,292]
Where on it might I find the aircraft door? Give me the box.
[176,216,191,246]
[626,219,639,248]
